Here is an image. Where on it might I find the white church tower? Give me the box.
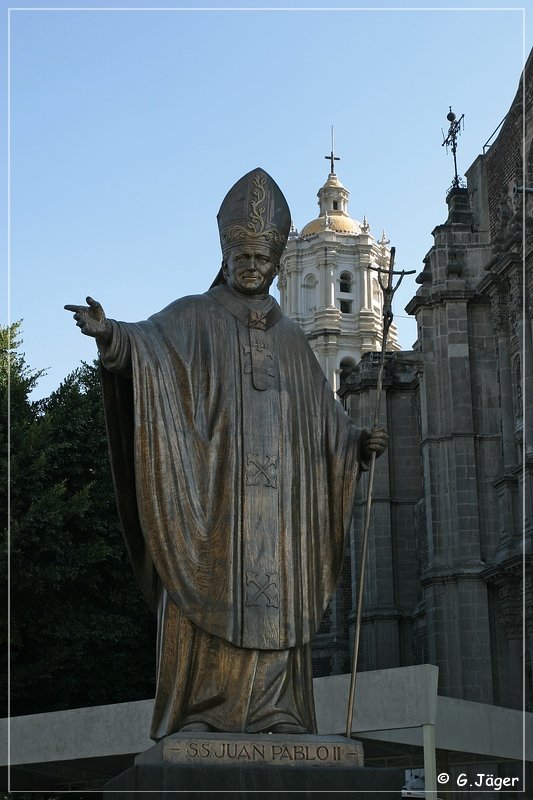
[278,150,399,394]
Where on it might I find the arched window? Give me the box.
[304,273,318,315]
[339,271,353,294]
[339,357,356,390]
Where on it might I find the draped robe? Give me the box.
[99,284,365,737]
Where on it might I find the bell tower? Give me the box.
[278,155,399,394]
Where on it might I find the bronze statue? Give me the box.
[65,168,387,739]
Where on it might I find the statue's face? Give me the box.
[223,245,278,295]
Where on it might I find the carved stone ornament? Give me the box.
[489,283,510,335]
[508,270,523,320]
[493,190,513,251]
[486,560,528,640]
[497,579,523,638]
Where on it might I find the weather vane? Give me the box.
[442,106,465,190]
[325,125,340,174]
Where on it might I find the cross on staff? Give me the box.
[345,248,416,740]
[325,125,340,174]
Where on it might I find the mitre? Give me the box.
[211,168,291,287]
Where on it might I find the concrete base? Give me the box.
[104,733,404,798]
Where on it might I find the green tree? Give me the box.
[4,326,156,717]
[1,322,48,715]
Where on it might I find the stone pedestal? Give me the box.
[104,733,404,799]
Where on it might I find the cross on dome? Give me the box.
[324,126,340,175]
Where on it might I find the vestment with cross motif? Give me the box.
[99,284,365,651]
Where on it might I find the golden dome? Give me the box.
[300,213,362,238]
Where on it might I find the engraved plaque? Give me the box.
[137,733,364,768]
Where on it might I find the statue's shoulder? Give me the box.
[276,313,325,374]
[150,293,220,321]
[278,312,308,341]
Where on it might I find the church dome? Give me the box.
[299,171,363,239]
[300,214,362,237]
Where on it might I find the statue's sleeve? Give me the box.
[97,320,132,377]
[98,317,160,613]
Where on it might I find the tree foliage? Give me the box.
[3,325,156,717]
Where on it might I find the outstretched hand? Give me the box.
[64,296,111,343]
[361,427,388,462]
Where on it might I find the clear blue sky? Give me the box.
[4,1,530,399]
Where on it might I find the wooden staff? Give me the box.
[345,247,415,739]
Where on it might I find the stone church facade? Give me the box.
[296,51,532,722]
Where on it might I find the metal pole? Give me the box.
[344,303,390,739]
[345,249,415,739]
